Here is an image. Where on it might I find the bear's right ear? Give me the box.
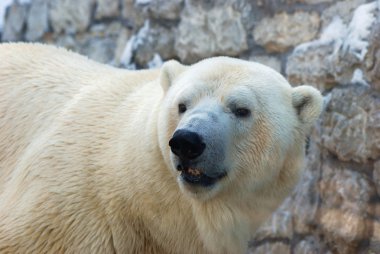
[292,85,323,132]
[160,60,186,92]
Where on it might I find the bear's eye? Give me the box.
[178,103,187,114]
[234,108,251,118]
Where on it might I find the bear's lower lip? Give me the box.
[180,167,227,187]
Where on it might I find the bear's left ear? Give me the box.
[160,60,187,92]
[292,85,323,131]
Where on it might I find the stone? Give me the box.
[253,11,320,53]
[374,161,380,197]
[254,201,294,241]
[133,22,176,67]
[319,86,380,163]
[300,0,334,3]
[249,55,282,73]
[286,43,336,90]
[52,22,124,64]
[78,22,123,64]
[286,1,378,90]
[2,2,28,42]
[249,242,290,254]
[293,237,323,254]
[54,34,78,52]
[369,221,380,254]
[291,169,321,233]
[318,162,375,215]
[79,37,116,64]
[95,0,119,19]
[319,209,367,251]
[326,2,377,86]
[113,28,133,66]
[49,0,94,34]
[137,0,183,21]
[121,0,144,29]
[365,18,380,91]
[316,159,376,252]
[285,0,335,3]
[321,0,367,28]
[25,0,48,41]
[175,2,247,63]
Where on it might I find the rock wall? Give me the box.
[1,0,380,253]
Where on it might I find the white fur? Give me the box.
[0,43,323,253]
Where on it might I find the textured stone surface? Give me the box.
[79,36,116,64]
[249,55,282,73]
[2,0,380,253]
[25,0,48,41]
[287,1,378,91]
[319,86,380,163]
[2,2,28,42]
[175,1,248,63]
[253,11,320,53]
[249,242,290,254]
[134,23,176,67]
[293,237,324,254]
[254,204,294,241]
[373,160,380,197]
[321,0,367,28]
[121,0,144,29]
[301,0,335,3]
[95,0,119,19]
[318,166,374,238]
[290,169,320,233]
[138,0,184,21]
[286,43,335,90]
[365,18,380,91]
[49,0,94,34]
[369,221,380,253]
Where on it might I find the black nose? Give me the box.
[169,130,206,160]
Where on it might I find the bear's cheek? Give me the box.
[231,117,275,177]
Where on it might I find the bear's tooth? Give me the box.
[188,168,201,176]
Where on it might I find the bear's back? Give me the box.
[0,43,159,188]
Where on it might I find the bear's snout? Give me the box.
[169,130,205,160]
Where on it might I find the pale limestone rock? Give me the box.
[175,2,247,63]
[321,0,367,28]
[320,86,380,163]
[95,0,119,19]
[121,0,144,28]
[250,55,282,73]
[286,1,378,90]
[293,237,323,254]
[25,0,48,41]
[374,160,380,197]
[253,11,320,53]
[286,43,335,90]
[249,242,290,254]
[365,18,380,91]
[137,0,183,20]
[134,23,176,67]
[2,2,28,42]
[369,221,380,254]
[49,0,94,34]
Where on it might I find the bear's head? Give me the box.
[158,57,323,201]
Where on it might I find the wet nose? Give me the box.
[169,130,205,160]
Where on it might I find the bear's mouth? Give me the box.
[177,166,227,187]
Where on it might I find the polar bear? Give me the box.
[0,43,323,254]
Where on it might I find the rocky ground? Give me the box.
[1,0,380,253]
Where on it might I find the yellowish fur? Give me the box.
[0,43,322,253]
